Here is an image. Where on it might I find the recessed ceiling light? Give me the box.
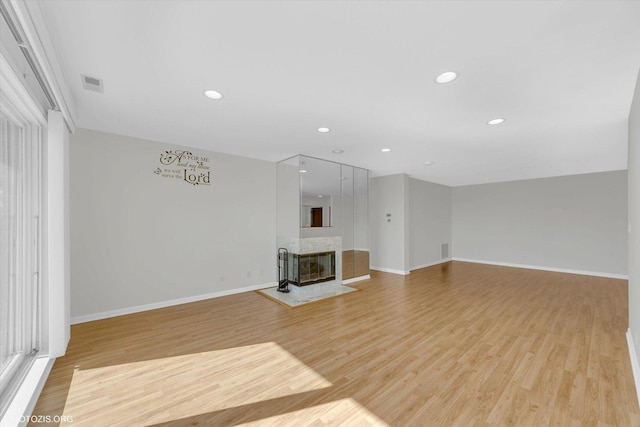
[381,148,391,152]
[424,161,434,166]
[332,149,344,154]
[435,71,458,84]
[317,127,330,133]
[488,118,505,125]
[204,90,223,100]
[318,195,323,198]
[299,169,307,173]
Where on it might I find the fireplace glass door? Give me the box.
[289,251,336,286]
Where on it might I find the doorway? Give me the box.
[311,207,323,227]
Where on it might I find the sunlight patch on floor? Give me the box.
[60,342,332,425]
[236,398,389,426]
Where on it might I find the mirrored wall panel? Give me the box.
[341,164,369,280]
[353,167,369,277]
[299,156,340,228]
[276,156,300,239]
[277,155,369,280]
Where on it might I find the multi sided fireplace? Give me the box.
[288,251,336,286]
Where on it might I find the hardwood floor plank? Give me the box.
[31,261,638,426]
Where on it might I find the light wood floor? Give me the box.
[32,261,639,426]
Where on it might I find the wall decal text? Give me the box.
[154,150,211,186]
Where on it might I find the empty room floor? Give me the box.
[32,262,639,426]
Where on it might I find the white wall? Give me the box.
[409,178,452,270]
[370,175,452,274]
[452,171,628,276]
[628,70,640,381]
[45,110,70,356]
[70,129,276,321]
[370,174,410,273]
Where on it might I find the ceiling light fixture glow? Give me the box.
[204,90,223,100]
[299,170,307,173]
[317,127,330,133]
[381,148,391,152]
[435,71,458,84]
[332,149,344,154]
[488,118,505,125]
[424,161,434,166]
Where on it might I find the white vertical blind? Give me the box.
[0,108,40,408]
[0,113,20,378]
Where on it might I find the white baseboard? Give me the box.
[626,329,640,407]
[451,258,628,280]
[410,258,452,272]
[342,274,371,284]
[71,282,277,324]
[370,266,410,275]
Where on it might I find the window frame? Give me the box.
[0,49,45,418]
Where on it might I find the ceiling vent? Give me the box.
[81,74,104,93]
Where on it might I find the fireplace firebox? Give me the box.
[288,251,336,286]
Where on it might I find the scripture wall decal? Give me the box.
[154,150,211,186]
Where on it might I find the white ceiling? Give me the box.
[39,0,640,186]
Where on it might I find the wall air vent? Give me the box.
[441,243,449,259]
[81,74,104,93]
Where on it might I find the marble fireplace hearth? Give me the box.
[257,283,358,307]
